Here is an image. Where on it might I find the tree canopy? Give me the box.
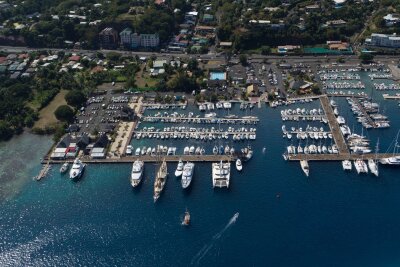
[55,105,74,122]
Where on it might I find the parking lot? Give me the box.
[72,84,132,136]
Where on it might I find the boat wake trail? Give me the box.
[190,212,239,266]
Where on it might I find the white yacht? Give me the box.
[135,147,141,156]
[212,161,231,188]
[380,156,400,165]
[131,160,144,187]
[300,160,309,177]
[354,159,368,174]
[336,116,345,125]
[235,159,242,171]
[154,159,168,202]
[69,158,85,179]
[60,162,69,174]
[368,159,379,177]
[175,159,184,177]
[126,145,133,155]
[342,160,352,171]
[181,162,194,189]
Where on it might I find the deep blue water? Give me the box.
[1,72,400,266]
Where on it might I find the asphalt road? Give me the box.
[1,45,399,64]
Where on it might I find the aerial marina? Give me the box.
[36,61,400,203]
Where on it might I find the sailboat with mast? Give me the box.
[153,157,168,202]
[368,139,379,177]
[380,130,400,165]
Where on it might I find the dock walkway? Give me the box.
[288,153,400,161]
[319,95,349,155]
[43,155,235,164]
[351,97,377,128]
[142,116,259,124]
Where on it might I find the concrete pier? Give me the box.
[43,155,235,164]
[319,95,349,155]
[288,153,400,161]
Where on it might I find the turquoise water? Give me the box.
[1,74,400,266]
[209,72,226,81]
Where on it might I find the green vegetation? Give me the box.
[65,90,86,108]
[359,53,375,63]
[54,105,74,122]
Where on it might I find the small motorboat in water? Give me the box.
[236,159,242,171]
[182,209,190,226]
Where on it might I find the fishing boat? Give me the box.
[153,159,168,202]
[59,162,69,174]
[235,159,242,171]
[131,160,144,187]
[300,160,309,177]
[182,209,190,226]
[175,159,184,177]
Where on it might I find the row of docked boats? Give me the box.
[281,108,324,117]
[270,97,314,108]
[373,83,400,90]
[282,125,333,140]
[134,126,257,141]
[319,73,361,81]
[369,73,393,80]
[127,145,178,156]
[286,144,339,155]
[323,81,365,90]
[342,159,379,176]
[142,112,258,125]
[144,104,186,110]
[198,101,232,111]
[129,157,244,201]
[59,158,86,180]
[346,97,390,129]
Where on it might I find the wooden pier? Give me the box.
[319,95,349,155]
[43,155,235,164]
[287,153,400,161]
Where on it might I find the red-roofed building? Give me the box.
[18,53,29,59]
[69,55,81,61]
[0,57,7,64]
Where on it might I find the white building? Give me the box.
[383,14,400,27]
[140,34,160,48]
[120,28,133,48]
[119,28,159,49]
[366,33,400,48]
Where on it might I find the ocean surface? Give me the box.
[1,72,400,266]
